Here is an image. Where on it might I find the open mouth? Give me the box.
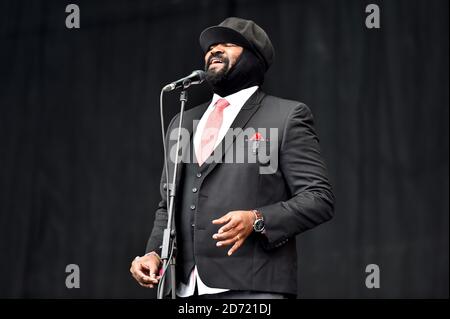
[209,57,224,67]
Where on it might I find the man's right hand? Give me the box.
[130,253,162,288]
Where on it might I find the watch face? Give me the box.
[254,219,265,232]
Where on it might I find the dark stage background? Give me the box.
[0,0,448,298]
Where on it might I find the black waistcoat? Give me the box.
[175,145,211,284]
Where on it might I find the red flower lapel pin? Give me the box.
[250,132,266,154]
[250,132,264,141]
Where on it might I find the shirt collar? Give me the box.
[210,86,259,109]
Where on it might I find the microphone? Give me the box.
[162,70,206,92]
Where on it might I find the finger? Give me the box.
[133,267,159,284]
[141,262,160,278]
[227,239,243,256]
[212,212,232,225]
[139,274,159,284]
[130,262,144,277]
[216,234,242,247]
[132,265,159,284]
[213,228,238,241]
[217,219,240,234]
[138,282,155,288]
[142,263,155,273]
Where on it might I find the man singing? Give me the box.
[130,17,335,298]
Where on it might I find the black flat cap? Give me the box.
[199,17,274,70]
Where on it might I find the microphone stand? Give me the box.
[157,83,190,299]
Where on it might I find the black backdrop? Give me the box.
[0,0,448,298]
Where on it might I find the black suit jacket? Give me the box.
[146,89,334,295]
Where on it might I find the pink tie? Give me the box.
[197,98,230,166]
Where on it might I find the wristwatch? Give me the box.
[252,209,265,233]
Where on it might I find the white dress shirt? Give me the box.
[176,85,259,297]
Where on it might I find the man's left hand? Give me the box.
[212,210,255,256]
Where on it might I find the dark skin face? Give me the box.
[204,42,244,75]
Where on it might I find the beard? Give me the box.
[204,49,265,97]
[204,53,230,86]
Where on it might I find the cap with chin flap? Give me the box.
[199,17,275,70]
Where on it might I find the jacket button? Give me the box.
[190,204,196,210]
[196,172,202,178]
[191,224,195,227]
[163,183,167,190]
[192,187,197,193]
